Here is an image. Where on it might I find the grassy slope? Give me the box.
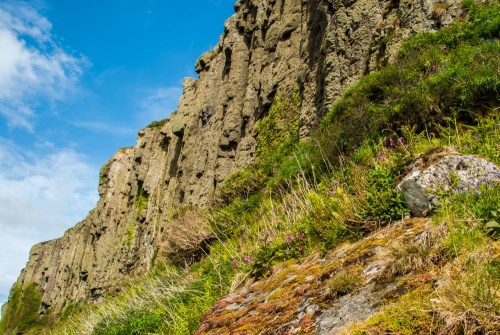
[2,1,500,334]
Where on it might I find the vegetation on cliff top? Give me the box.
[2,1,500,334]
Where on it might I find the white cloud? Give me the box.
[137,86,182,124]
[0,138,99,308]
[0,1,87,131]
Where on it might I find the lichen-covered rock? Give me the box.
[316,282,397,335]
[397,153,500,217]
[194,218,432,335]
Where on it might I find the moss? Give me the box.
[124,224,136,249]
[0,282,43,334]
[346,285,441,335]
[255,88,301,160]
[134,181,148,213]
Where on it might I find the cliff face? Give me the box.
[12,0,461,318]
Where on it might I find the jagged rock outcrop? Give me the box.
[10,0,462,319]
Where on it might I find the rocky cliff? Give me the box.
[11,0,462,319]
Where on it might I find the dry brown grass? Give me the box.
[158,207,213,265]
[382,221,447,276]
[432,3,448,22]
[383,241,435,275]
[434,249,500,334]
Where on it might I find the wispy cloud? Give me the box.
[0,138,98,307]
[69,120,137,136]
[137,86,182,124]
[0,1,87,131]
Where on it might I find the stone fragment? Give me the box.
[397,153,500,216]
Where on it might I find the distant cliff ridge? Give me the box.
[12,0,461,319]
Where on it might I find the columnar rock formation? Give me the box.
[11,0,461,317]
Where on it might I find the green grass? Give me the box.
[53,255,235,335]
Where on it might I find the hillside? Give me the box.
[1,0,500,334]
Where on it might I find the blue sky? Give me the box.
[0,0,234,309]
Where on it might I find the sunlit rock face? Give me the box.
[397,153,500,216]
[12,0,461,318]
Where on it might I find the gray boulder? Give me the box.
[396,152,500,217]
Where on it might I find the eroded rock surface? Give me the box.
[11,0,462,319]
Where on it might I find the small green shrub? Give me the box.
[213,165,266,205]
[134,186,148,212]
[245,230,307,277]
[486,215,500,239]
[326,270,362,298]
[147,118,168,128]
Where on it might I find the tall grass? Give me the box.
[49,253,234,335]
